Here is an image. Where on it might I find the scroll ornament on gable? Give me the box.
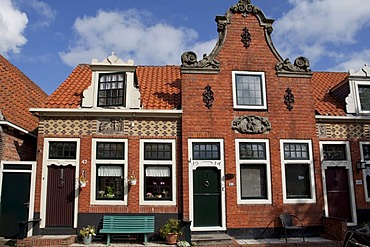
[231,115,271,134]
[275,56,311,73]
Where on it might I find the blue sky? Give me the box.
[2,0,370,95]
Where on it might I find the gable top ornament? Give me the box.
[91,52,134,66]
[230,0,261,17]
[349,64,370,77]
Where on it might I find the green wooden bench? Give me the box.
[100,215,155,245]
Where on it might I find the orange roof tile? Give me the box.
[0,55,48,133]
[44,65,181,110]
[312,72,349,116]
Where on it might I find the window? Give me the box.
[192,143,220,160]
[360,142,370,202]
[98,73,125,107]
[281,140,316,203]
[232,71,267,109]
[323,144,347,160]
[236,140,271,204]
[91,139,128,205]
[49,142,76,159]
[140,140,176,205]
[358,84,370,111]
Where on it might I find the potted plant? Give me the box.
[159,218,182,244]
[128,172,137,185]
[79,175,87,188]
[79,225,96,245]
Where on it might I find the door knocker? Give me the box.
[204,180,210,187]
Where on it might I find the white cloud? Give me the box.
[59,9,215,67]
[30,0,56,28]
[273,0,370,68]
[329,49,370,72]
[0,0,28,54]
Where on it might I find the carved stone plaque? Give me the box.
[231,115,271,134]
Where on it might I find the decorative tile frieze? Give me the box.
[40,119,95,135]
[316,123,370,139]
[40,118,180,137]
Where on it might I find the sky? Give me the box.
[1,0,370,95]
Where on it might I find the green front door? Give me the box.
[193,167,221,227]
[0,172,31,237]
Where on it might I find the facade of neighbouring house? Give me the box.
[29,0,370,239]
[0,55,48,238]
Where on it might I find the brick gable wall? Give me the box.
[181,12,323,229]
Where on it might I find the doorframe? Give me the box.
[320,141,357,226]
[40,138,80,229]
[0,161,36,237]
[188,139,226,231]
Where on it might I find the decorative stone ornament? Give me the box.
[202,85,214,109]
[284,88,295,111]
[230,0,261,18]
[276,57,311,73]
[181,51,220,69]
[231,115,271,134]
[241,27,252,48]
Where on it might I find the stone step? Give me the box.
[191,233,235,246]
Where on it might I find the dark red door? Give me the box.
[46,165,75,227]
[325,167,352,222]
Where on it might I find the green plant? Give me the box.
[79,225,96,237]
[159,218,182,238]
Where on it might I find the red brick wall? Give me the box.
[1,128,37,161]
[181,12,323,228]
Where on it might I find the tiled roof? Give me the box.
[312,72,349,116]
[0,55,48,133]
[44,65,181,110]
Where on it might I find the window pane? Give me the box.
[240,164,267,199]
[284,143,309,160]
[285,163,311,198]
[96,142,124,160]
[235,74,263,106]
[323,144,346,160]
[49,142,76,159]
[96,165,123,200]
[193,143,220,160]
[240,142,266,159]
[98,73,125,107]
[144,143,172,160]
[144,165,172,200]
[359,85,370,111]
[363,144,370,160]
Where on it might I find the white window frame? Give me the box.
[280,139,316,204]
[90,138,128,205]
[139,139,176,206]
[355,81,370,114]
[236,139,272,204]
[232,71,267,110]
[360,141,370,202]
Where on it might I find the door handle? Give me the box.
[23,202,29,208]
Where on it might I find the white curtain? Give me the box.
[98,166,122,177]
[146,166,170,177]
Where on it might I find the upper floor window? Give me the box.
[232,71,267,110]
[49,142,76,159]
[358,84,370,112]
[281,140,316,204]
[98,73,125,107]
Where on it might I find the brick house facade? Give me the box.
[0,55,48,238]
[29,0,370,240]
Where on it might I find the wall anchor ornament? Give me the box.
[284,88,295,111]
[202,85,214,109]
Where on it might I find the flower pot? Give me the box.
[166,233,178,245]
[129,179,137,185]
[82,235,92,245]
